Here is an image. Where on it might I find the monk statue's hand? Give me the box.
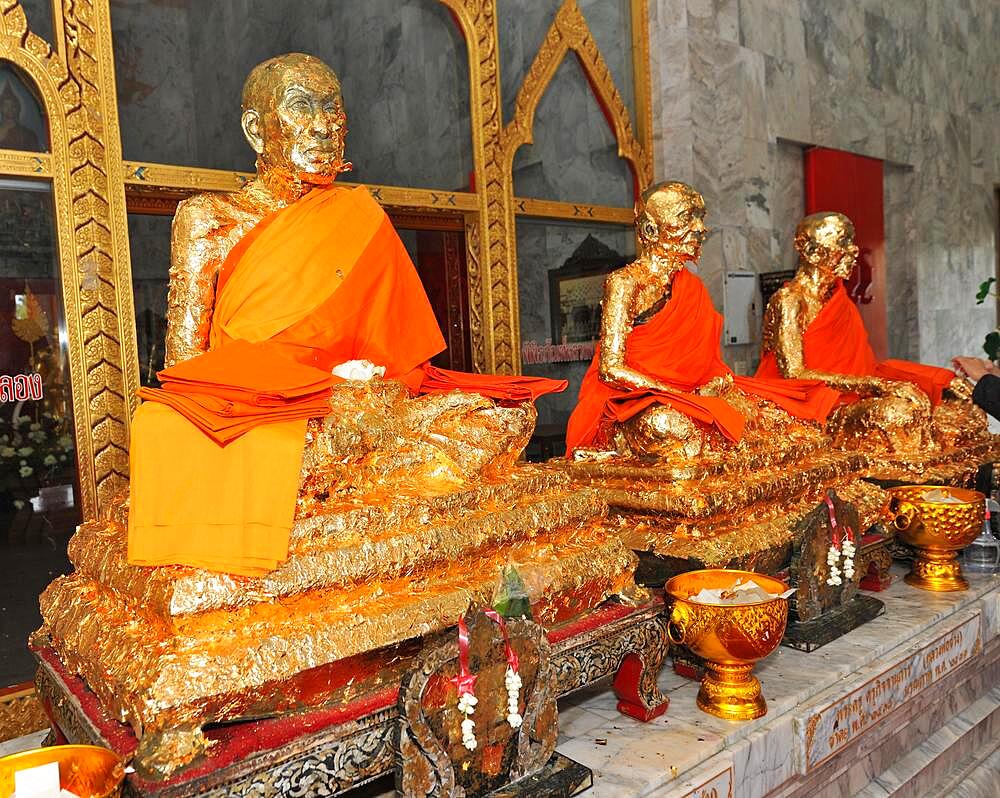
[882,380,932,411]
[945,375,973,401]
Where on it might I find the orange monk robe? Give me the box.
[565,268,840,452]
[755,280,954,407]
[129,185,564,576]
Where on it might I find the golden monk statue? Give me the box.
[36,54,637,775]
[560,182,886,586]
[567,181,838,461]
[126,52,569,576]
[756,212,982,456]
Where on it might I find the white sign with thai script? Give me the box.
[679,765,733,798]
[800,612,981,771]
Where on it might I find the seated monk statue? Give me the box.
[566,181,839,460]
[756,211,980,454]
[127,52,564,576]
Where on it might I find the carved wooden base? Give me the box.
[782,594,886,652]
[34,601,667,797]
[482,752,592,797]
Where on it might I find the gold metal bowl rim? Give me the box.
[0,744,124,798]
[664,568,790,607]
[884,484,984,507]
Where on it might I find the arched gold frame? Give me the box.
[0,0,652,521]
[0,1,135,520]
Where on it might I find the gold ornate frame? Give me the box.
[0,0,653,521]
[0,1,135,520]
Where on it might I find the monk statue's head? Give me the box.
[635,181,708,263]
[794,212,858,280]
[241,53,349,179]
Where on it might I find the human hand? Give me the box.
[952,356,992,382]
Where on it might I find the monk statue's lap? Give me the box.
[299,378,534,508]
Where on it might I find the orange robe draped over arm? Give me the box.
[755,280,954,407]
[128,185,564,576]
[565,268,839,453]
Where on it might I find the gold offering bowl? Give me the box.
[0,745,124,798]
[665,569,788,721]
[886,485,985,592]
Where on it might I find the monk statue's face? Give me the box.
[794,212,858,280]
[635,182,708,263]
[241,54,348,178]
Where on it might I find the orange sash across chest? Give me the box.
[565,269,839,452]
[755,280,953,406]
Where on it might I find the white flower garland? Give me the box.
[825,535,856,586]
[458,691,478,751]
[505,666,523,729]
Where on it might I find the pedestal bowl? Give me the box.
[886,485,984,592]
[0,744,124,798]
[664,569,789,721]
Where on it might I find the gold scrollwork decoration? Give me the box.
[0,0,136,521]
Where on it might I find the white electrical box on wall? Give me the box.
[723,271,760,346]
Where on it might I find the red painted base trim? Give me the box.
[612,653,668,722]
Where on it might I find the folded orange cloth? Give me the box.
[755,279,954,406]
[566,268,838,452]
[420,364,567,402]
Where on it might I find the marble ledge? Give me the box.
[552,566,1000,797]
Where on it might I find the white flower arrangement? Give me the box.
[825,535,856,587]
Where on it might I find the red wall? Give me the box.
[804,147,889,359]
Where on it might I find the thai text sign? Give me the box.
[801,613,981,770]
[679,765,732,798]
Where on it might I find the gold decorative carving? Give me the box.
[439,0,513,374]
[464,214,485,372]
[0,146,50,175]
[0,686,48,742]
[0,1,135,521]
[497,0,654,373]
[123,161,480,212]
[514,196,632,225]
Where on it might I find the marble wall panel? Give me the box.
[511,56,634,208]
[650,0,1000,368]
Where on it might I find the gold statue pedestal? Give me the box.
[33,464,644,779]
[559,433,884,588]
[887,485,986,592]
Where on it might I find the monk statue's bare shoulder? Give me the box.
[165,190,258,366]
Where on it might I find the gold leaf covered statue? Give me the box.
[566,181,839,462]
[561,182,881,578]
[35,53,635,776]
[756,212,991,473]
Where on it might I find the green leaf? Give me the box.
[976,277,996,304]
[984,330,1000,361]
[492,566,533,620]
